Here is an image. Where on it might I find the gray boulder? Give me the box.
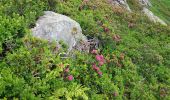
[32,11,89,53]
[138,0,167,26]
[109,0,131,12]
[108,0,167,26]
[142,8,167,26]
[139,0,151,7]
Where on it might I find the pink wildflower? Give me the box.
[83,0,89,3]
[64,67,69,73]
[99,61,104,66]
[104,27,109,32]
[108,0,113,3]
[92,63,97,68]
[92,64,100,71]
[96,55,105,62]
[112,34,121,42]
[113,92,118,97]
[67,75,74,81]
[91,49,98,54]
[97,71,102,76]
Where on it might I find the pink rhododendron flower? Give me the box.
[104,27,109,32]
[108,0,113,3]
[112,34,121,42]
[83,0,89,3]
[113,92,118,97]
[99,61,104,66]
[92,64,100,71]
[91,49,98,54]
[92,63,97,68]
[96,55,105,62]
[67,75,74,81]
[97,71,102,76]
[64,68,69,73]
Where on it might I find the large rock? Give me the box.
[32,11,89,53]
[109,0,131,12]
[139,0,151,7]
[142,8,167,26]
[108,0,167,26]
[138,0,167,26]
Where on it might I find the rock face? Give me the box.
[32,11,89,52]
[139,0,151,7]
[138,0,167,26]
[109,0,131,11]
[108,0,167,25]
[142,8,167,26]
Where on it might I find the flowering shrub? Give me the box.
[67,75,74,81]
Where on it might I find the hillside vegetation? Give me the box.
[0,0,170,100]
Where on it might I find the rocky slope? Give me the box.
[110,0,167,25]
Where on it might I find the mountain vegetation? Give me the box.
[0,0,170,99]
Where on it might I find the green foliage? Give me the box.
[49,83,89,100]
[0,0,170,99]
